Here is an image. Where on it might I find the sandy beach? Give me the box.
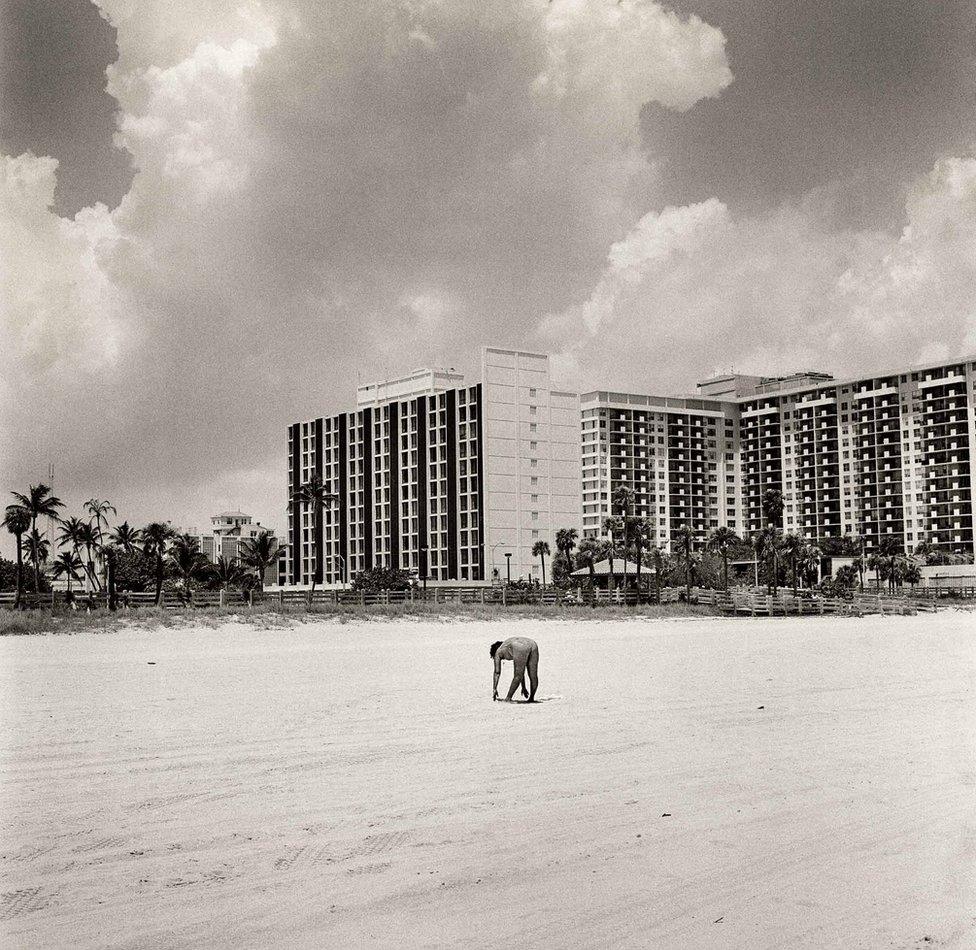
[1,613,974,949]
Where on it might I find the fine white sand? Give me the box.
[1,614,974,949]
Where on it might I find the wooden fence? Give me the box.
[1,583,971,613]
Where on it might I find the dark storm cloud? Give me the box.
[0,0,131,214]
[643,0,976,228]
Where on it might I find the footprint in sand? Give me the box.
[346,862,391,876]
[273,845,334,871]
[0,886,58,921]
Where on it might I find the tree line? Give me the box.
[2,484,285,608]
[8,476,967,607]
[534,486,966,598]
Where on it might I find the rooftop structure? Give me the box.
[356,368,466,408]
[696,371,834,399]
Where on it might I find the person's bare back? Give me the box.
[490,637,539,702]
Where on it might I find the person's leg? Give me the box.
[527,646,539,702]
[507,658,526,700]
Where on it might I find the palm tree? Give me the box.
[107,522,141,606]
[57,516,86,556]
[84,499,116,542]
[779,533,803,594]
[51,551,83,593]
[239,531,286,594]
[76,520,102,592]
[290,473,338,593]
[602,516,624,590]
[761,487,784,529]
[905,562,921,591]
[109,521,142,553]
[801,544,822,589]
[168,534,208,604]
[844,532,866,592]
[84,499,116,586]
[11,484,64,593]
[210,556,246,592]
[769,528,783,593]
[102,544,123,610]
[755,527,782,594]
[25,530,50,586]
[630,517,653,595]
[867,552,883,592]
[611,486,635,592]
[554,527,578,580]
[576,537,602,588]
[912,540,937,566]
[673,525,696,600]
[878,536,901,594]
[531,540,550,586]
[649,544,665,603]
[142,522,176,605]
[2,505,31,608]
[707,525,740,591]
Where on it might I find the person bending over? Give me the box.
[490,637,539,702]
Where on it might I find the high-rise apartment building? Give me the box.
[282,351,975,587]
[580,391,738,546]
[583,357,976,557]
[281,348,581,587]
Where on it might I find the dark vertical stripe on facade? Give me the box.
[416,396,428,580]
[338,414,348,583]
[289,423,301,584]
[475,384,485,581]
[363,407,373,570]
[389,402,400,569]
[446,389,458,578]
[314,417,323,584]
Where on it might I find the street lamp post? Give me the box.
[505,552,512,585]
[489,540,512,585]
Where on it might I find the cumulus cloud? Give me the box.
[535,0,732,116]
[0,153,125,421]
[1,0,733,533]
[541,155,976,394]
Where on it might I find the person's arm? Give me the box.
[492,656,501,700]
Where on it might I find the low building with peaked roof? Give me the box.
[570,558,655,587]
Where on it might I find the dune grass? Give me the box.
[0,600,716,636]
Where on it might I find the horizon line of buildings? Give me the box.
[280,348,976,587]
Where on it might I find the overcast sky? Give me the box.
[2,0,975,552]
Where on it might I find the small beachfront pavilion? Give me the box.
[570,558,655,589]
